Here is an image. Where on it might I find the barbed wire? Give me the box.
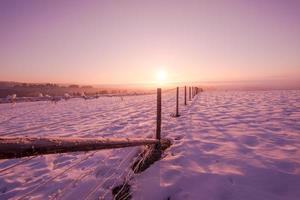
[16,151,97,200]
[48,148,123,200]
[83,147,139,200]
[0,93,159,181]
[99,148,146,200]
[0,85,200,199]
[112,145,152,200]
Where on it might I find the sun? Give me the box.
[155,69,167,85]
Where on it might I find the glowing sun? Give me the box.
[155,69,167,84]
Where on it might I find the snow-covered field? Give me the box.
[0,90,299,200]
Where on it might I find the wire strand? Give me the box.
[17,152,97,200]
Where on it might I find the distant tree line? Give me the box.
[0,82,131,98]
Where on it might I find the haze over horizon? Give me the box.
[1,0,300,85]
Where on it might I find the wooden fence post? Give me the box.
[175,87,180,117]
[156,88,161,140]
[189,86,191,101]
[192,87,194,98]
[184,86,187,105]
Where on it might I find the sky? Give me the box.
[0,0,300,85]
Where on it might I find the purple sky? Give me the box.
[0,0,299,85]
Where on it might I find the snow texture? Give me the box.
[0,89,300,200]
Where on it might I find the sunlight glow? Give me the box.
[155,69,167,85]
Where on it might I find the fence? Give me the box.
[0,85,202,199]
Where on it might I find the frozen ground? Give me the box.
[0,89,300,199]
[0,90,179,200]
[134,90,300,200]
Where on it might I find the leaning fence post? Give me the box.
[156,88,161,140]
[184,86,187,105]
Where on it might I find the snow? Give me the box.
[0,91,176,199]
[0,90,300,199]
[133,90,300,200]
